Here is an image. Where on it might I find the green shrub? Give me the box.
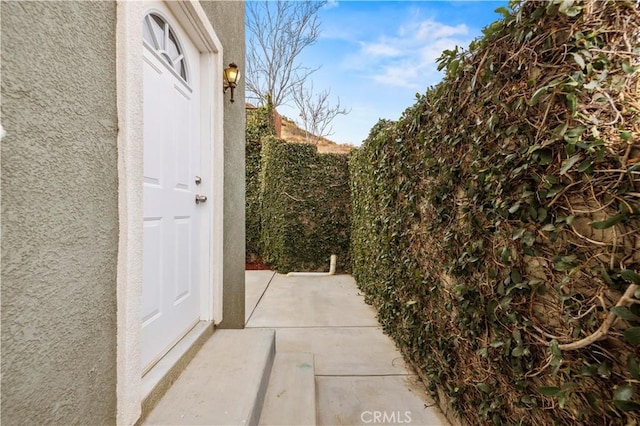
[245,105,275,261]
[350,1,640,424]
[261,136,351,273]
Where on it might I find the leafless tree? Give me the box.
[292,82,350,144]
[246,0,326,108]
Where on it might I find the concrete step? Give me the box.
[143,328,276,425]
[259,352,316,426]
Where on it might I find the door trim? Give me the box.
[115,2,224,424]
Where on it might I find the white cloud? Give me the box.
[323,0,339,10]
[345,17,472,89]
[371,64,420,88]
[363,42,402,58]
[411,21,469,41]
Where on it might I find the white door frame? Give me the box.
[115,1,224,424]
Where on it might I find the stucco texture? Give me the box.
[200,1,247,329]
[1,2,118,424]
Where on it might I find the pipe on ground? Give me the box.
[286,254,337,277]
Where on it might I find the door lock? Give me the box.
[195,194,208,204]
[195,176,202,185]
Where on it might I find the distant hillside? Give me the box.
[279,116,353,154]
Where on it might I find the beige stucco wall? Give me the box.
[201,1,247,329]
[1,2,119,424]
[2,1,246,423]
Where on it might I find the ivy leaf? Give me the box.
[564,126,586,143]
[598,362,611,378]
[554,261,575,271]
[522,232,535,246]
[586,391,600,410]
[520,395,536,405]
[546,186,563,198]
[558,394,567,409]
[538,207,548,222]
[614,400,640,411]
[590,214,625,229]
[560,154,581,175]
[559,0,583,17]
[583,80,598,90]
[620,269,640,285]
[449,59,460,75]
[539,386,562,397]
[566,93,578,117]
[495,6,510,18]
[528,86,548,106]
[611,306,638,321]
[628,355,640,380]
[512,346,527,357]
[552,122,569,140]
[500,247,511,263]
[624,327,640,345]
[477,382,491,393]
[622,61,635,75]
[614,385,634,402]
[601,267,614,285]
[512,228,525,240]
[571,53,585,69]
[538,149,553,165]
[620,131,633,141]
[577,158,593,172]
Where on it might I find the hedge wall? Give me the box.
[261,136,351,273]
[350,1,640,424]
[246,105,275,261]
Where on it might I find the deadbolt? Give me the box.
[195,194,208,204]
[195,176,202,185]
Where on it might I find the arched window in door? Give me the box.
[143,13,189,83]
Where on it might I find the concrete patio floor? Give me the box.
[246,271,449,426]
[144,271,450,425]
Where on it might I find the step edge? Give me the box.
[138,321,214,424]
[259,352,317,426]
[247,329,277,426]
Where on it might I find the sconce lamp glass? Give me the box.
[223,62,240,103]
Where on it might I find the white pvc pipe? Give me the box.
[287,254,337,277]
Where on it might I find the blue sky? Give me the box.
[271,0,509,146]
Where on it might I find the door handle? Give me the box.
[195,194,208,204]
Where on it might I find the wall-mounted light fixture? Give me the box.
[223,63,240,103]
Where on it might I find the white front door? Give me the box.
[141,7,206,372]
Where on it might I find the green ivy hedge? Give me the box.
[246,105,275,261]
[261,136,351,273]
[350,1,640,424]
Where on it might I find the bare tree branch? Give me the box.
[292,81,350,144]
[246,0,326,108]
